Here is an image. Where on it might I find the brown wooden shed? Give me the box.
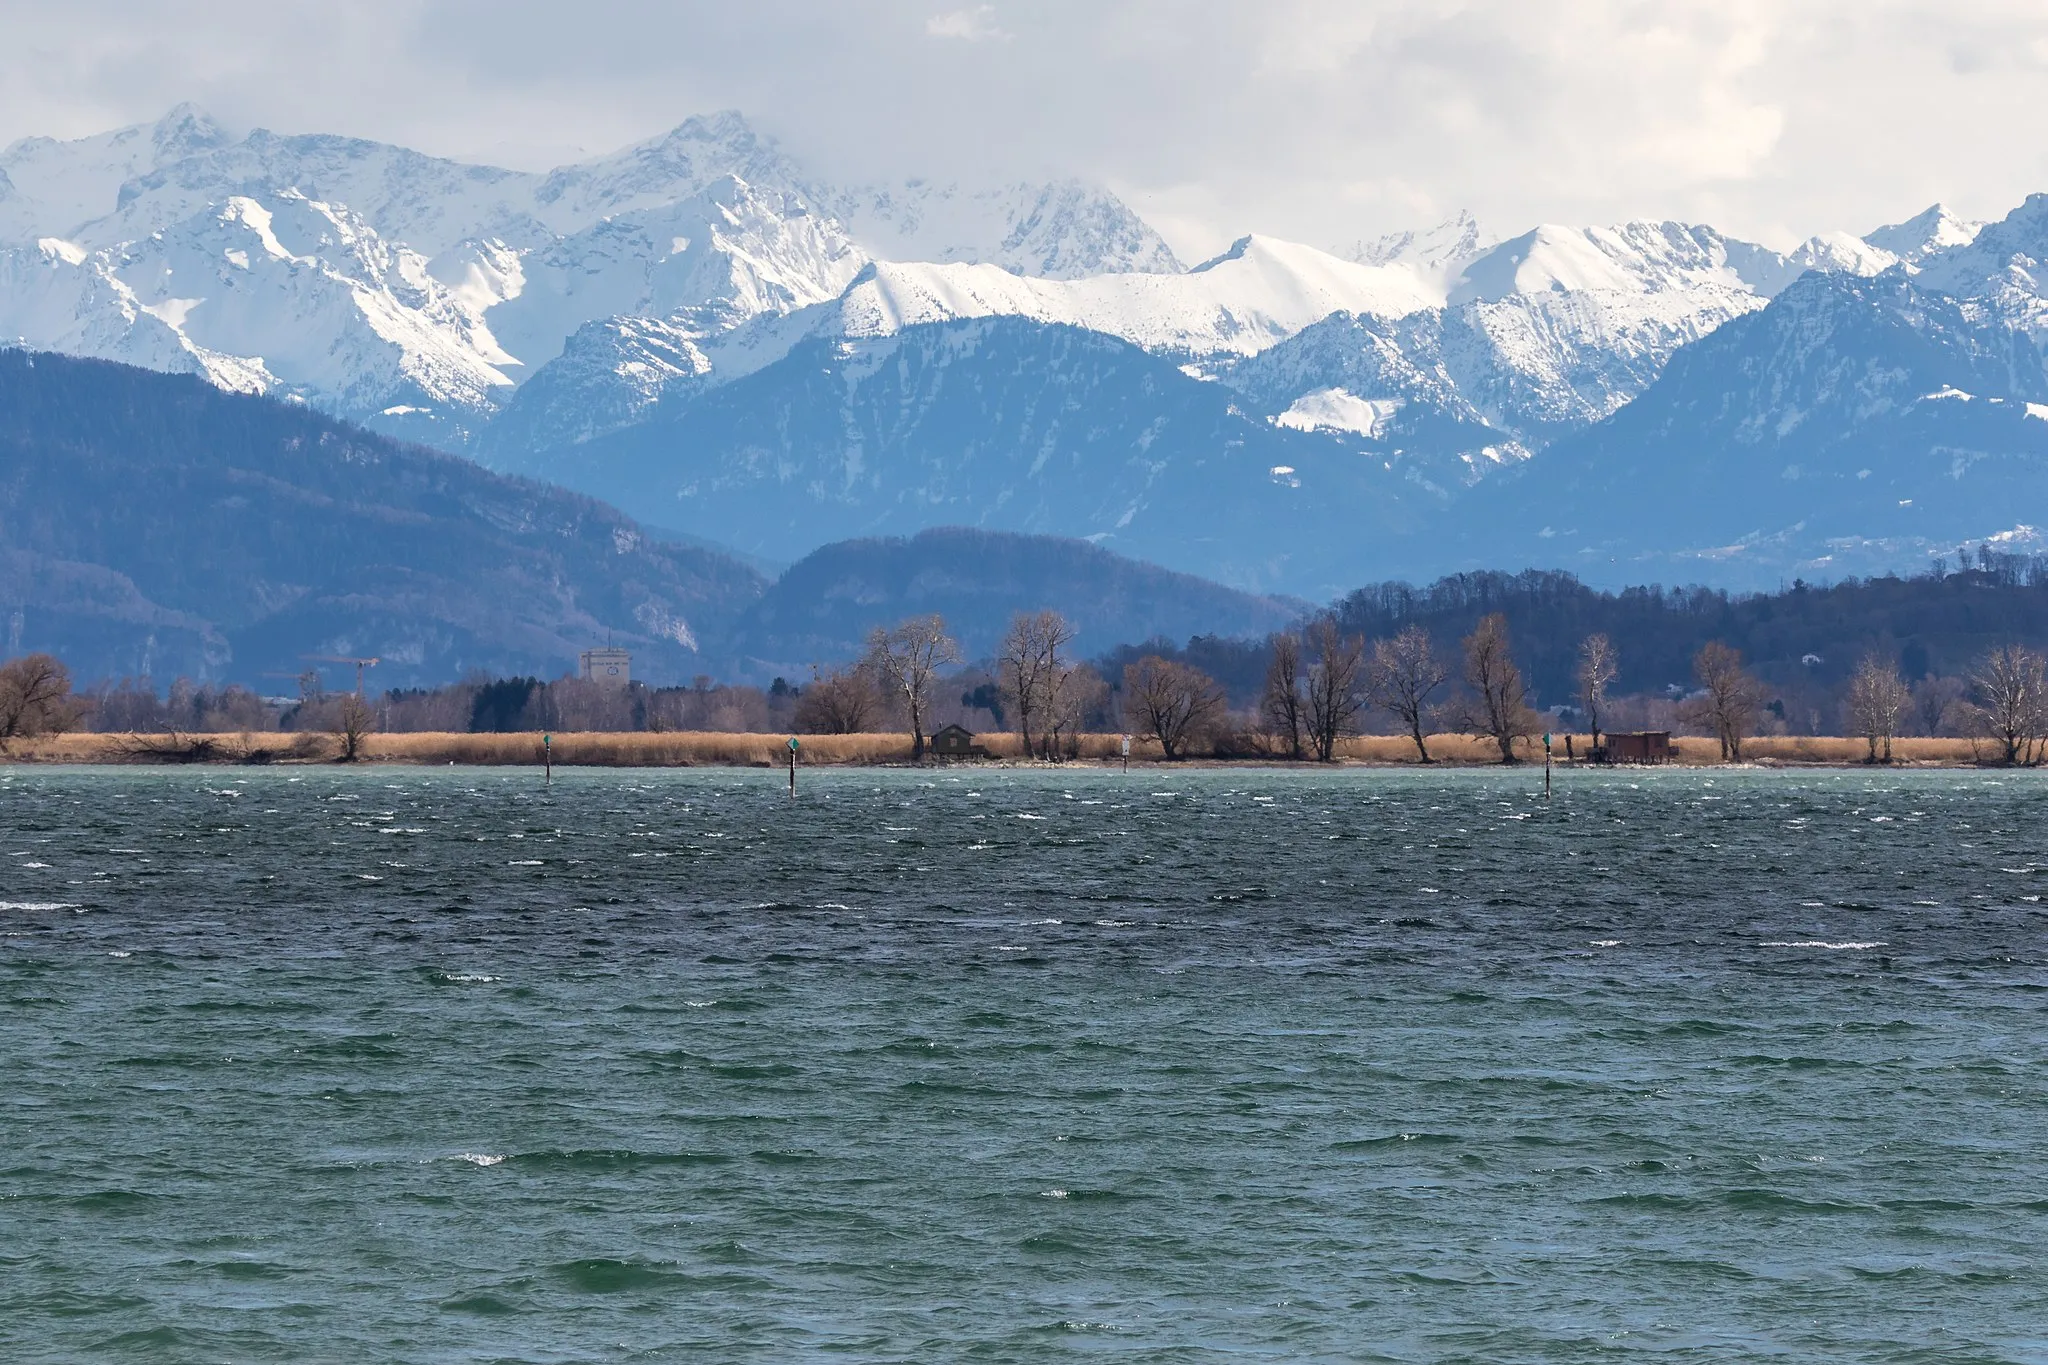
[1601,731,1676,764]
[929,724,989,759]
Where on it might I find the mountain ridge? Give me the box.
[0,347,1306,684]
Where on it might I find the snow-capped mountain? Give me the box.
[818,234,1443,356]
[1444,267,2048,587]
[1911,194,2048,341]
[0,103,234,244]
[0,235,254,391]
[1338,210,1495,276]
[485,233,1455,456]
[0,106,1177,442]
[9,101,2048,595]
[479,174,870,374]
[1864,204,1985,264]
[1206,216,1957,489]
[817,177,1182,279]
[3,191,521,445]
[495,199,2044,578]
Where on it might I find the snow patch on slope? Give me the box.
[1273,387,1404,437]
[819,235,1442,358]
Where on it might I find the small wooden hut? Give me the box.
[1600,731,1676,764]
[929,724,990,759]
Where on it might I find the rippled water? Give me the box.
[4,764,2048,1362]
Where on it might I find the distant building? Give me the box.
[930,724,989,759]
[579,648,631,687]
[1601,731,1675,764]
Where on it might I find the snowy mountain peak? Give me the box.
[2,104,237,242]
[1786,230,1900,278]
[1343,211,1493,272]
[1448,220,1786,305]
[814,175,1180,280]
[149,103,234,161]
[658,108,770,153]
[533,109,797,224]
[1906,194,2048,345]
[1864,204,1985,263]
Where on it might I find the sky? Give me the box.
[4,0,2048,259]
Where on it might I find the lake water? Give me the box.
[3,765,2047,1362]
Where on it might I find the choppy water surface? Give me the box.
[4,765,2048,1362]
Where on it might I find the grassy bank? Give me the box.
[0,730,2007,767]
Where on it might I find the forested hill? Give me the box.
[1337,562,2048,695]
[1116,560,2048,708]
[0,349,768,684]
[727,527,1301,676]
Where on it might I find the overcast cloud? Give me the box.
[3,0,2047,258]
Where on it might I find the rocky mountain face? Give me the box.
[483,195,2048,597]
[1208,219,1940,491]
[517,315,1447,598]
[1441,269,2048,587]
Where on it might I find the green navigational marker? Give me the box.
[787,736,799,797]
[1541,731,1551,799]
[543,732,552,785]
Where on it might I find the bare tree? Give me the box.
[1688,641,1764,761]
[1576,633,1619,750]
[1845,653,1910,763]
[998,610,1076,759]
[1364,625,1449,763]
[1261,632,1305,760]
[1034,612,1080,760]
[1968,644,2048,766]
[1121,656,1225,760]
[332,692,376,762]
[867,614,961,759]
[0,653,82,747]
[1460,614,1538,763]
[1912,674,1965,737]
[1046,663,1108,758]
[794,663,880,734]
[1303,618,1366,762]
[997,613,1047,757]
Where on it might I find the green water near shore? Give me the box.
[4,766,2046,1361]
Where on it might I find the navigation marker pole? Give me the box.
[543,732,552,786]
[788,736,799,798]
[1543,731,1552,800]
[1121,734,1131,774]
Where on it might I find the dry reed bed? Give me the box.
[0,730,2010,767]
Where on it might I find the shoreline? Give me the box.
[0,731,2020,769]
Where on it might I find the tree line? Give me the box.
[5,549,2048,764]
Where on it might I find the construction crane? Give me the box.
[303,655,381,696]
